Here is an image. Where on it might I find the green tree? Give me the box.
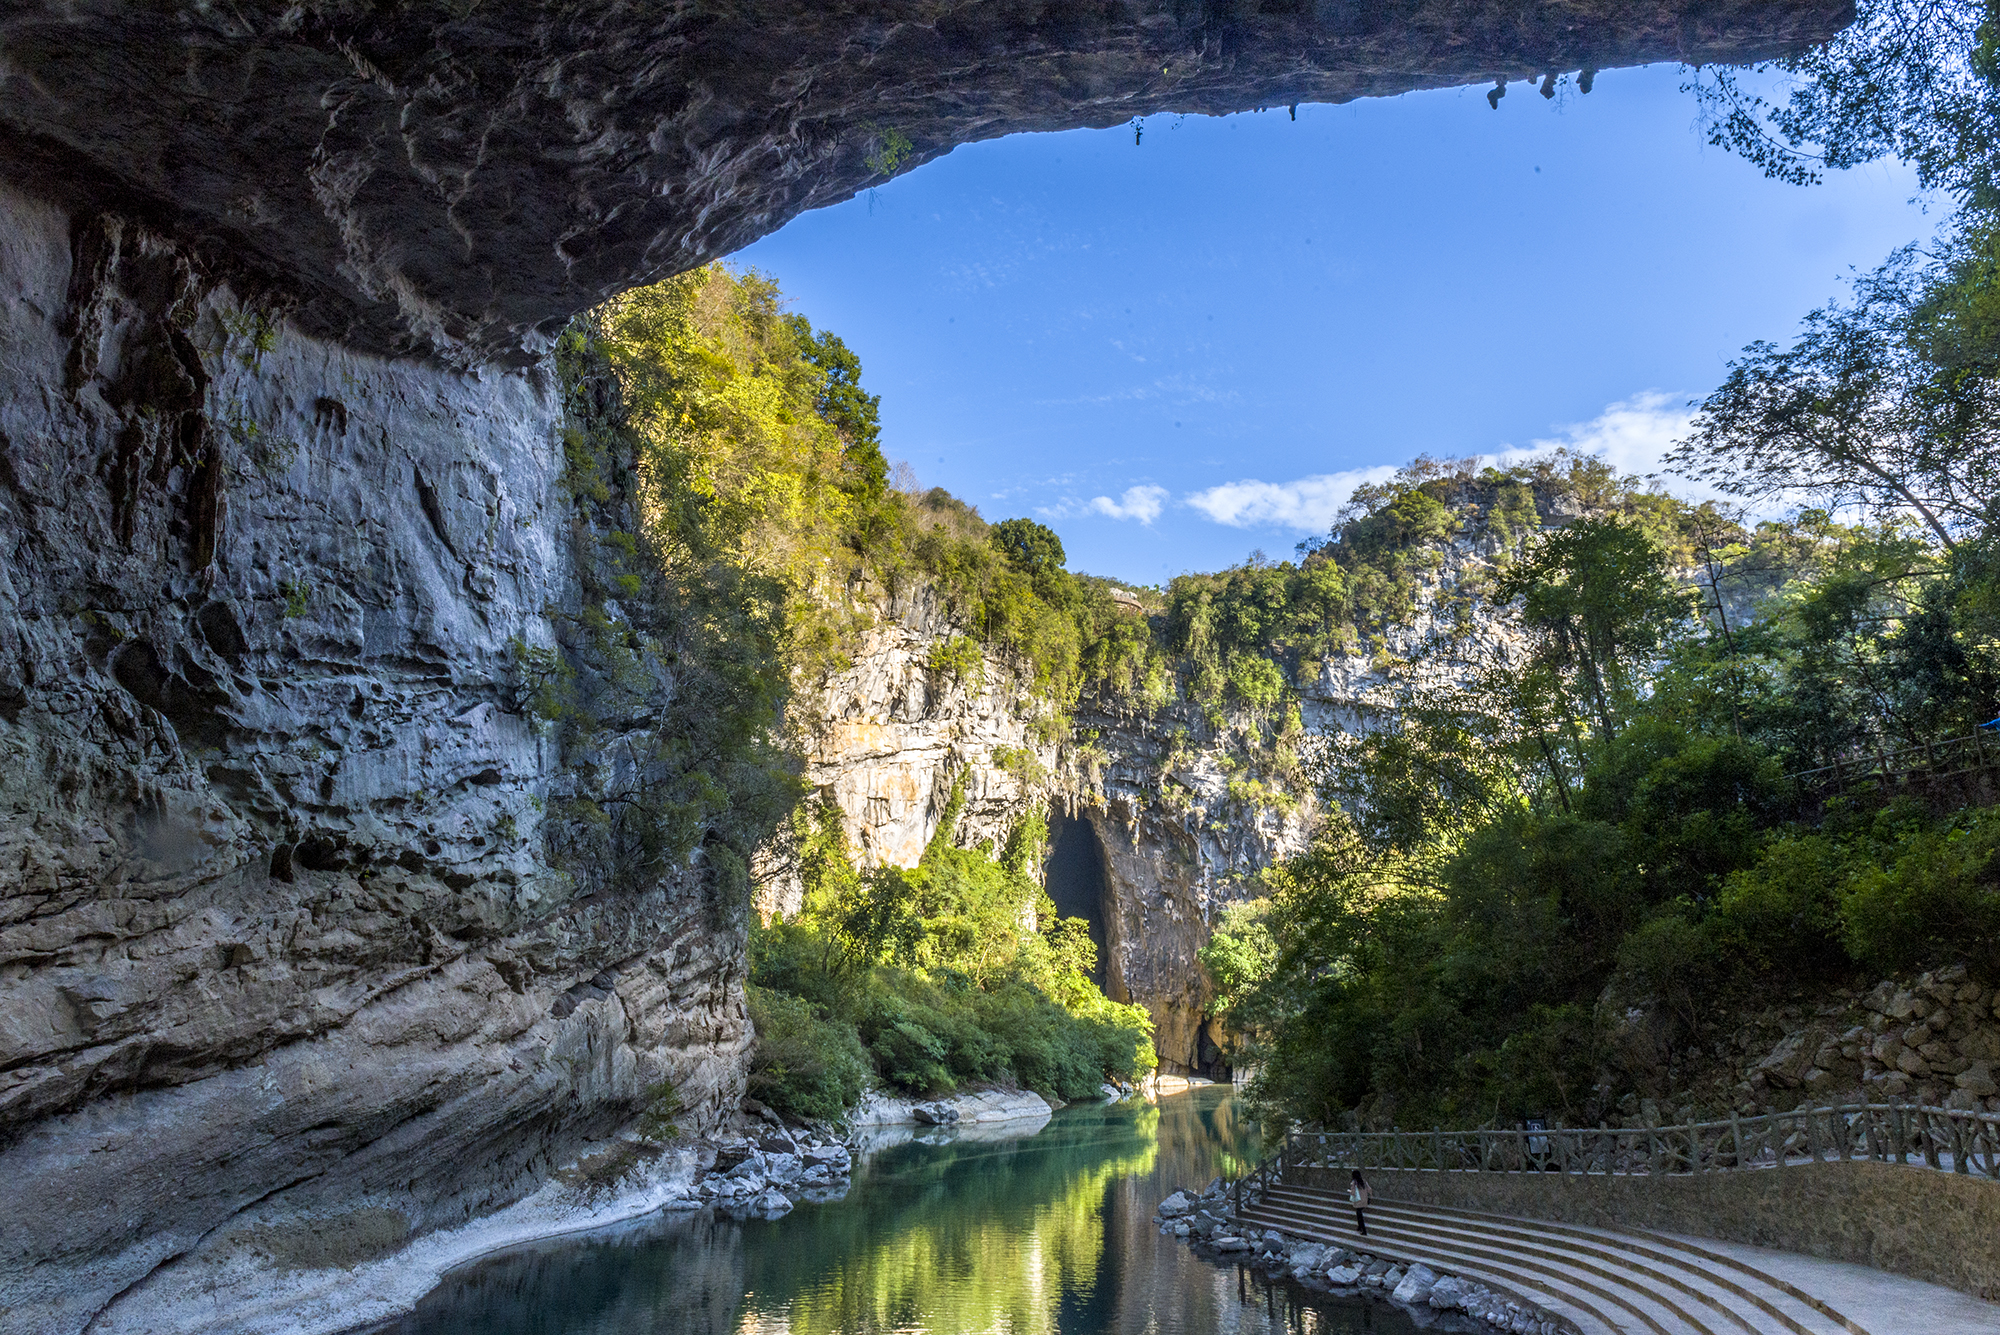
[1685,0,2000,201]
[991,517,1067,577]
[1670,252,2000,553]
[787,314,889,500]
[1496,519,1699,745]
[1198,899,1278,1034]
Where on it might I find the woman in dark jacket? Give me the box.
[1348,1169,1370,1236]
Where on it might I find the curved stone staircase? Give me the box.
[1235,1182,1871,1335]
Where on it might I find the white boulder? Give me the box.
[1391,1263,1438,1304]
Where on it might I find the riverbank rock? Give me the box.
[852,1087,1054,1128]
[1392,1262,1439,1304]
[685,1124,855,1215]
[1161,1176,1566,1333]
[1428,1275,1472,1309]
[741,1189,795,1220]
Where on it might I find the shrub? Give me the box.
[1485,1003,1603,1122]
[1613,911,1721,1035]
[1710,831,1848,976]
[749,806,1155,1108]
[1840,806,2000,976]
[745,984,872,1121]
[1228,654,1288,711]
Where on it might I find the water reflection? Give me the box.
[381,1089,1415,1335]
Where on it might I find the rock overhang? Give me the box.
[0,0,1852,363]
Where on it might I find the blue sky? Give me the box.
[733,64,1935,586]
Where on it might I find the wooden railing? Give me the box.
[1232,1147,1281,1216]
[1231,1103,2000,1209]
[1788,729,2000,805]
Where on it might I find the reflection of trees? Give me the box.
[1146,1089,1265,1186]
[740,1112,1160,1335]
[388,1091,1405,1335]
[1101,1091,1274,1335]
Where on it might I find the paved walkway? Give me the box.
[1237,1181,2000,1335]
[1660,1232,2000,1335]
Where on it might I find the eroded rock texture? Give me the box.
[1074,701,1313,1075]
[0,0,1848,360]
[0,183,748,1335]
[802,591,1054,876]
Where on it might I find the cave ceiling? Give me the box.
[0,1,1852,362]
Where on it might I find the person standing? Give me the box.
[1348,1169,1371,1236]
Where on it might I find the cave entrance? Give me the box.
[1043,811,1110,993]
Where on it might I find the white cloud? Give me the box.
[1088,485,1169,523]
[1178,394,1714,537]
[1183,465,1400,532]
[1494,391,1697,481]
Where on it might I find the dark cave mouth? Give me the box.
[1043,810,1110,993]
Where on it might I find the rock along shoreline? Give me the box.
[92,1087,1055,1335]
[1156,1179,1576,1335]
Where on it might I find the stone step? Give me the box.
[1354,1195,1864,1335]
[1235,1184,1870,1335]
[1324,1202,1811,1335]
[1257,1187,1840,1335]
[1235,1198,1632,1335]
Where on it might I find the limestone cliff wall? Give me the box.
[753,590,1060,920]
[1071,697,1314,1075]
[0,186,748,1335]
[770,592,1315,1076]
[811,593,1057,870]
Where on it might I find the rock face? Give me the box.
[1073,697,1313,1074]
[0,1,1849,360]
[797,590,1055,880]
[1618,965,2000,1120]
[0,183,749,1335]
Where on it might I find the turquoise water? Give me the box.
[381,1088,1417,1335]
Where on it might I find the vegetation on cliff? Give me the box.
[553,263,1160,1110]
[749,792,1156,1116]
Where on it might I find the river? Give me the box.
[375,1087,1418,1335]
